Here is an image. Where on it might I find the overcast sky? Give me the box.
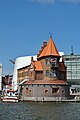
[0,0,80,75]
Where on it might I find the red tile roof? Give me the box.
[34,61,43,71]
[38,36,60,59]
[23,80,68,85]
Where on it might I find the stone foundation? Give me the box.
[20,96,67,102]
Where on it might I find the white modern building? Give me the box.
[63,54,80,93]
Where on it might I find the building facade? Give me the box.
[63,54,80,92]
[18,36,70,101]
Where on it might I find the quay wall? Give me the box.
[20,96,77,102]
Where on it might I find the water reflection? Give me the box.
[0,101,80,120]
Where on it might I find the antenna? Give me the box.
[49,32,52,38]
[71,45,74,55]
[9,59,15,64]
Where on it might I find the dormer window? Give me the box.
[50,58,58,68]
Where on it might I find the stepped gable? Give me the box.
[38,36,60,59]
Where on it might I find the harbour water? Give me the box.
[0,101,80,120]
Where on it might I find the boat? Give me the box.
[2,96,18,102]
[2,89,19,102]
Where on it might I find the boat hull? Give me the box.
[2,96,19,102]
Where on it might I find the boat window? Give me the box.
[10,93,12,96]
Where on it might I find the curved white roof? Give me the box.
[13,55,37,90]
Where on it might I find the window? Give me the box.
[45,89,48,94]
[62,89,65,94]
[51,62,56,67]
[46,59,50,66]
[52,70,56,77]
[25,71,28,76]
[29,89,32,94]
[52,87,59,94]
[22,72,25,77]
[46,70,49,77]
[50,58,58,68]
[18,73,22,78]
[22,88,24,95]
[65,58,69,61]
[31,72,32,76]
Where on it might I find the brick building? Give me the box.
[18,36,70,101]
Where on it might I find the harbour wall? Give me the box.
[20,96,80,102]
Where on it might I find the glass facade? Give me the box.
[63,55,80,85]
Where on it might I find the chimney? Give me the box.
[31,56,33,62]
[43,42,47,48]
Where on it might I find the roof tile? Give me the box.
[34,61,43,71]
[38,36,60,58]
[24,80,68,85]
